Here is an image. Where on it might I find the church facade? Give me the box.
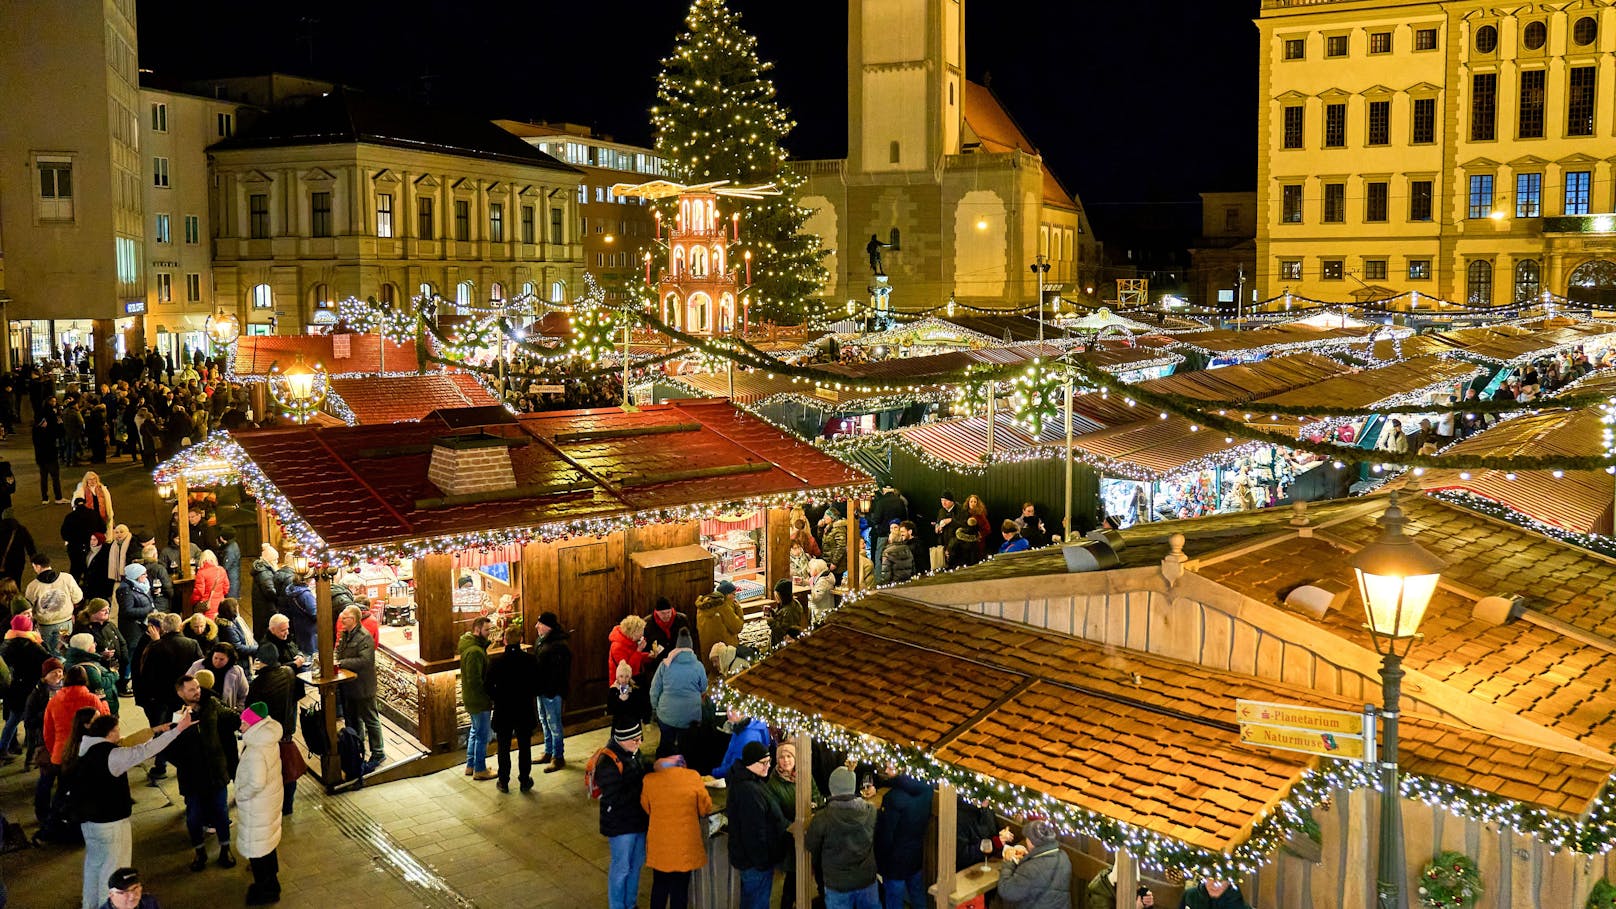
[798,0,1099,313]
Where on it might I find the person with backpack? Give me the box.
[335,605,384,775]
[484,626,540,793]
[593,720,650,909]
[70,710,192,909]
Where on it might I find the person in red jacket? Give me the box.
[43,664,110,765]
[190,550,229,618]
[607,614,657,684]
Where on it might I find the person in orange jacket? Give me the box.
[639,754,713,909]
[190,550,229,618]
[42,663,110,765]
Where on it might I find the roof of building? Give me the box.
[1253,356,1484,414]
[1172,324,1407,356]
[328,373,500,424]
[222,399,868,554]
[961,80,1077,211]
[211,88,580,171]
[230,334,420,377]
[1425,321,1616,365]
[1069,353,1350,427]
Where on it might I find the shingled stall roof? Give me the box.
[167,400,868,559]
[231,334,419,377]
[662,370,948,409]
[1069,352,1350,428]
[327,373,499,424]
[730,595,1613,862]
[1427,320,1616,365]
[1171,323,1411,356]
[1252,356,1485,416]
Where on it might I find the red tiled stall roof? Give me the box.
[329,373,499,424]
[231,334,420,376]
[229,399,868,552]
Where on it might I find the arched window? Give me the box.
[550,281,565,303]
[311,283,331,309]
[521,281,536,299]
[888,228,900,250]
[378,283,397,305]
[889,141,900,164]
[418,282,435,299]
[251,284,273,309]
[689,292,710,332]
[691,246,708,277]
[490,281,504,301]
[455,281,474,313]
[1514,259,1541,303]
[1467,260,1493,306]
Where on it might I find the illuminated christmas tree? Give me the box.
[653,0,827,326]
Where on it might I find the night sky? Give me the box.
[137,0,1255,217]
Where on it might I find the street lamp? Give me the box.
[1349,491,1445,909]
[1031,255,1051,343]
[267,353,328,424]
[205,308,241,350]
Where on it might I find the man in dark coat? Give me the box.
[533,611,572,772]
[596,721,650,909]
[135,613,203,780]
[169,674,241,870]
[0,513,37,585]
[806,766,879,907]
[866,480,908,584]
[874,766,934,908]
[60,498,105,582]
[335,605,383,774]
[248,545,283,643]
[485,626,541,792]
[32,397,63,503]
[244,645,301,815]
[727,740,788,909]
[640,597,695,677]
[0,455,15,515]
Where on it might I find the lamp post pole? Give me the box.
[1032,255,1051,343]
[1376,650,1407,909]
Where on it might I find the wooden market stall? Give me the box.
[156,400,870,784]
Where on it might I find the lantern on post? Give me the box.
[205,308,241,349]
[267,354,328,424]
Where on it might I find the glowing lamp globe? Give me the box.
[205,310,241,347]
[1348,493,1445,644]
[285,549,310,575]
[282,359,318,402]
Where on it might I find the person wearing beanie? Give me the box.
[648,626,706,762]
[639,753,713,909]
[114,563,154,695]
[935,490,963,541]
[19,657,63,773]
[595,719,649,909]
[725,740,786,909]
[73,710,191,909]
[999,518,1031,555]
[806,764,879,906]
[26,551,83,659]
[642,597,696,677]
[0,611,50,762]
[533,610,572,773]
[485,626,541,792]
[134,533,173,616]
[998,819,1071,909]
[766,578,806,648]
[457,617,495,781]
[713,708,772,780]
[74,597,129,696]
[1181,880,1250,909]
[806,557,835,623]
[946,516,985,569]
[67,630,121,716]
[233,701,285,904]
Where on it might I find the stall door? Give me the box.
[558,537,624,716]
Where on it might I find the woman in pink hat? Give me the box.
[233,701,284,905]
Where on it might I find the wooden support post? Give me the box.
[932,782,958,909]
[174,476,192,581]
[249,383,268,423]
[794,732,813,909]
[315,575,341,787]
[1115,850,1139,909]
[414,553,456,664]
[846,498,860,591]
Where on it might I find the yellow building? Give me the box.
[1257,1,1616,310]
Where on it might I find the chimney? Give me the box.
[428,433,516,497]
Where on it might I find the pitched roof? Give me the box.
[210,87,579,172]
[961,80,1077,210]
[1254,356,1485,413]
[328,373,499,424]
[231,334,419,377]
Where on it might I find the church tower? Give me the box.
[846,0,965,172]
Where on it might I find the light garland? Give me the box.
[336,295,418,345]
[1428,490,1616,559]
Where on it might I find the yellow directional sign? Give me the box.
[1240,723,1367,761]
[1235,700,1365,735]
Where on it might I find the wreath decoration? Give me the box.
[1417,851,1483,909]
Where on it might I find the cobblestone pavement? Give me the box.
[0,428,631,907]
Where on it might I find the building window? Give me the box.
[376,194,393,238]
[379,284,396,305]
[1324,103,1346,147]
[1408,259,1431,280]
[184,214,199,244]
[1365,182,1388,222]
[1279,259,1302,281]
[1281,184,1303,223]
[419,282,435,299]
[1282,105,1304,149]
[1367,31,1392,54]
[417,197,434,240]
[1323,183,1346,222]
[185,273,201,303]
[521,282,536,299]
[1321,259,1344,280]
[1409,180,1433,221]
[1566,171,1592,215]
[1516,173,1542,217]
[150,102,167,132]
[1364,259,1388,280]
[1224,207,1240,232]
[550,280,565,303]
[1474,24,1498,53]
[489,202,504,242]
[1567,67,1596,136]
[154,213,170,244]
[1523,22,1547,50]
[1514,259,1541,302]
[1414,28,1438,51]
[1367,100,1390,145]
[1283,37,1305,60]
[1411,97,1436,144]
[1325,34,1348,57]
[1466,260,1493,305]
[1519,69,1545,139]
[36,158,73,220]
[490,282,504,301]
[455,281,473,313]
[310,192,332,238]
[577,184,588,205]
[251,283,272,309]
[156,272,172,303]
[217,112,233,138]
[550,207,563,243]
[1471,73,1496,141]
[889,141,900,164]
[454,200,470,242]
[249,193,269,239]
[152,156,169,187]
[312,283,330,309]
[521,205,535,244]
[1467,174,1494,218]
[1573,16,1598,47]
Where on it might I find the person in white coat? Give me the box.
[806,558,835,624]
[234,701,284,905]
